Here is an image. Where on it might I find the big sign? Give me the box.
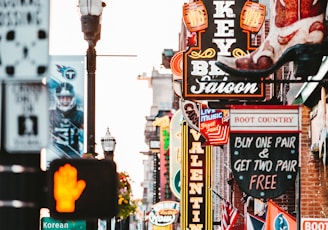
[182,0,265,100]
[181,121,213,229]
[230,133,299,199]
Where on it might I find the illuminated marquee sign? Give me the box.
[181,121,213,229]
[200,108,230,145]
[183,1,208,32]
[182,0,265,100]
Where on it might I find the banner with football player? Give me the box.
[46,55,85,164]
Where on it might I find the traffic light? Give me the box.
[48,158,118,220]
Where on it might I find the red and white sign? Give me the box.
[230,105,300,132]
[200,109,230,145]
[301,218,328,230]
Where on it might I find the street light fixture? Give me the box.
[101,127,116,160]
[78,1,105,229]
[78,0,105,157]
[101,127,116,229]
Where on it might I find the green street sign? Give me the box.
[41,217,86,230]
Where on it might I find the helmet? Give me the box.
[55,82,76,112]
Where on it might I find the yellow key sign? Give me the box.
[54,163,86,212]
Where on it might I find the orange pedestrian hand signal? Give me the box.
[49,159,118,219]
[54,163,86,213]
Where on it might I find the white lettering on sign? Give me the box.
[149,201,179,226]
[302,218,328,230]
[190,75,259,94]
[212,0,236,55]
[231,133,299,196]
[183,0,264,99]
[149,214,175,227]
[43,222,69,229]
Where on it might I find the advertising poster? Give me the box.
[230,133,299,199]
[46,55,85,164]
[230,105,300,199]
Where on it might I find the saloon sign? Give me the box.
[230,105,300,199]
[182,0,265,100]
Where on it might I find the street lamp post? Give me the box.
[78,1,105,229]
[78,0,105,157]
[101,127,117,160]
[101,127,117,230]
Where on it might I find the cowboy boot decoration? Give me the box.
[216,0,328,79]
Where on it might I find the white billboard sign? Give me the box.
[5,83,49,152]
[230,106,300,132]
[0,1,50,80]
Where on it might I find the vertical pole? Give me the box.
[86,45,96,155]
[86,43,97,230]
[84,18,99,230]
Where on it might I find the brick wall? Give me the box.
[301,105,328,217]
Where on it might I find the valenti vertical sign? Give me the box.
[230,105,300,199]
[182,0,265,100]
[181,121,213,229]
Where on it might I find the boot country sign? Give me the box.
[229,105,300,199]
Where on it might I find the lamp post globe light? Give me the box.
[101,127,117,230]
[101,127,117,161]
[78,0,105,157]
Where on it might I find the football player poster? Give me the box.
[46,55,85,164]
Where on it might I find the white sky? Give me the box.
[50,0,186,198]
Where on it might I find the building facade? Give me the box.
[139,0,328,228]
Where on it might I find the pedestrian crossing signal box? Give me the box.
[48,159,118,220]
